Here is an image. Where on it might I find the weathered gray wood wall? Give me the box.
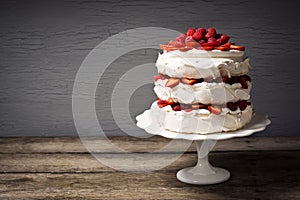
[0,0,299,136]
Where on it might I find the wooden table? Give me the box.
[0,136,299,199]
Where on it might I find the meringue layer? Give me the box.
[154,79,251,104]
[156,50,251,79]
[148,101,253,134]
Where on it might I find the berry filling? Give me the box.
[154,74,251,89]
[157,98,251,114]
[160,27,245,52]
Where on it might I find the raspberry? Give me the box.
[238,100,248,111]
[220,34,230,44]
[207,27,216,34]
[207,37,217,43]
[192,31,203,41]
[227,102,238,111]
[186,28,196,36]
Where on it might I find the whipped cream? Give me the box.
[163,49,244,58]
[156,51,251,79]
[154,79,251,104]
[147,102,253,134]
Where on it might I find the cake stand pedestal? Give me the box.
[136,112,271,185]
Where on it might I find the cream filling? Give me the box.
[156,52,251,79]
[154,79,251,104]
[147,101,253,134]
[163,49,245,58]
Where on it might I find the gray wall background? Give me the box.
[0,0,299,136]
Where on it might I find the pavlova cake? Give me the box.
[137,27,253,134]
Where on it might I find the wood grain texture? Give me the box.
[0,0,300,136]
[0,137,299,199]
[0,136,299,153]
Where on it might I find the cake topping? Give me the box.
[160,27,245,52]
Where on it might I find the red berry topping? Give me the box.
[192,31,202,41]
[176,34,187,44]
[172,105,181,111]
[185,36,195,44]
[227,102,238,111]
[230,44,245,51]
[239,76,248,89]
[181,78,197,85]
[207,27,216,34]
[186,28,196,36]
[220,34,230,44]
[153,74,164,82]
[208,105,222,115]
[207,37,217,43]
[238,100,248,111]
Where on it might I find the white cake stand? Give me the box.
[136,112,271,185]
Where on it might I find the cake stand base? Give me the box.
[176,140,230,185]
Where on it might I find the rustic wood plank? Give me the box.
[0,168,298,200]
[0,136,299,153]
[0,151,298,173]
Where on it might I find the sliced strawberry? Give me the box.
[238,100,248,111]
[166,98,175,105]
[186,41,200,48]
[221,42,232,48]
[208,105,222,115]
[214,46,230,51]
[165,78,180,88]
[172,105,181,111]
[227,102,238,111]
[153,74,164,82]
[184,108,193,112]
[230,44,245,51]
[159,44,177,52]
[239,76,248,89]
[181,78,197,85]
[201,42,219,48]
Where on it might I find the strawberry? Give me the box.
[221,42,232,48]
[227,102,238,111]
[166,98,175,105]
[230,45,245,51]
[222,77,229,83]
[239,76,248,89]
[165,78,180,88]
[208,105,222,115]
[185,36,195,44]
[214,46,230,51]
[184,108,193,112]
[172,105,181,111]
[200,46,214,50]
[153,74,163,82]
[238,100,248,111]
[176,34,187,44]
[181,78,197,85]
[196,28,206,35]
[207,37,217,44]
[191,104,206,110]
[205,32,216,39]
[157,99,168,108]
[186,41,200,48]
[186,28,196,36]
[201,42,218,48]
[159,44,177,52]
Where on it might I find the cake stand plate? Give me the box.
[136,112,271,185]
